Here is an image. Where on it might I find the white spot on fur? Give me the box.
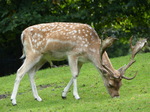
[30,28,34,31]
[73,30,77,33]
[78,36,83,40]
[66,29,69,31]
[85,34,88,36]
[84,44,88,47]
[37,41,42,47]
[73,35,76,38]
[63,32,66,35]
[78,30,81,34]
[82,41,86,44]
[90,48,96,53]
[70,25,73,28]
[38,34,42,38]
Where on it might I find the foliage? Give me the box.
[0,53,149,111]
[0,0,149,75]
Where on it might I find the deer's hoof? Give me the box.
[62,96,67,99]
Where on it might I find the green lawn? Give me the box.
[0,53,150,112]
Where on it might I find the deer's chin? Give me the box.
[108,91,120,98]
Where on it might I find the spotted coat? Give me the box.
[22,22,101,61]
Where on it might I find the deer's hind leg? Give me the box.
[11,54,42,105]
[28,59,46,102]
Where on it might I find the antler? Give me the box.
[119,37,147,80]
[99,37,117,77]
[100,37,117,60]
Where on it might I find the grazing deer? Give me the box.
[11,22,147,105]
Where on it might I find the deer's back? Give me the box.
[22,22,100,60]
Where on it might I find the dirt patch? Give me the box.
[38,82,65,91]
[0,82,65,100]
[0,94,9,100]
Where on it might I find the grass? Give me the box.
[0,53,150,112]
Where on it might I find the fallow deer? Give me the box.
[11,22,147,105]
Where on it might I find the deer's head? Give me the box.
[100,37,147,98]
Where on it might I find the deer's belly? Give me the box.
[43,51,67,61]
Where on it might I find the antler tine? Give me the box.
[120,36,136,72]
[129,36,134,58]
[131,38,147,59]
[102,63,119,79]
[100,37,117,75]
[122,71,138,80]
[120,37,147,80]
[100,37,117,61]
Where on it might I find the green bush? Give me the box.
[0,0,149,75]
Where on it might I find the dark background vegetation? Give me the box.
[0,0,150,76]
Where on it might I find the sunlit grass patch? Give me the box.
[0,53,149,112]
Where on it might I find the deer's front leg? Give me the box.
[68,55,80,100]
[62,77,73,99]
[62,62,83,99]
